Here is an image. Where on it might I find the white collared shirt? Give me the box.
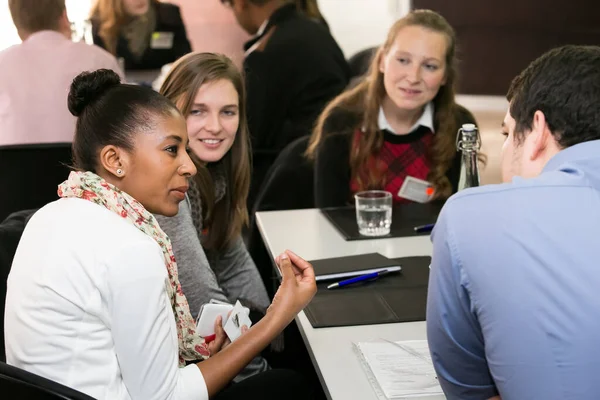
[378,102,435,134]
[256,19,270,37]
[245,19,271,57]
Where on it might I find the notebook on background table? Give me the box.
[320,202,443,241]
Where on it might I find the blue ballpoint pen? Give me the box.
[413,223,435,233]
[327,269,395,289]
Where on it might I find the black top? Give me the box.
[313,104,477,208]
[92,2,191,70]
[243,3,351,154]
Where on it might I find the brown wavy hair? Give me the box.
[90,0,158,55]
[307,9,464,200]
[295,0,325,22]
[160,52,251,250]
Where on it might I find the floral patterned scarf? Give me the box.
[58,171,210,366]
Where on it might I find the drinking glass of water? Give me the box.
[355,191,392,236]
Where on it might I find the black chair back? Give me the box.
[247,149,280,213]
[347,46,377,80]
[247,136,315,296]
[0,361,95,399]
[250,136,314,217]
[0,143,73,222]
[0,209,37,362]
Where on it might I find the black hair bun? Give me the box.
[68,69,121,117]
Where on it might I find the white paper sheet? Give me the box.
[355,340,443,399]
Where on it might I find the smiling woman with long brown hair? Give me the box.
[306,9,481,207]
[155,53,271,380]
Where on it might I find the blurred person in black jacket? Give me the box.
[91,0,191,70]
[294,0,328,28]
[221,0,350,208]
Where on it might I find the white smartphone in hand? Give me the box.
[195,303,233,337]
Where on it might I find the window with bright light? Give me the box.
[0,0,93,51]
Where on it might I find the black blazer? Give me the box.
[313,104,478,208]
[92,2,191,70]
[243,3,350,154]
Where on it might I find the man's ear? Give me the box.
[98,145,130,178]
[529,110,552,161]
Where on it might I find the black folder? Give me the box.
[311,252,401,281]
[304,255,431,328]
[321,202,443,241]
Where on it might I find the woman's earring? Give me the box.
[116,169,123,175]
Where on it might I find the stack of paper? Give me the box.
[354,340,443,399]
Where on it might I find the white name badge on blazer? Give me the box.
[150,32,174,49]
[398,176,434,203]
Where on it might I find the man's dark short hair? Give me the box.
[507,45,600,148]
[9,0,65,33]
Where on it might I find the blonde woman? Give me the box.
[307,10,481,207]
[91,0,191,70]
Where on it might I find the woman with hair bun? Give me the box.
[4,69,316,400]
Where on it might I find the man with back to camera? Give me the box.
[426,45,600,400]
[0,0,124,146]
[220,0,351,206]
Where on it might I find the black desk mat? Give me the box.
[304,256,431,328]
[321,203,442,241]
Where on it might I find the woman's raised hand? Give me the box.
[268,250,317,323]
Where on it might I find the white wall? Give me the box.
[0,0,19,50]
[319,0,411,58]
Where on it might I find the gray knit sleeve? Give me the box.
[205,236,270,312]
[154,197,229,320]
[156,199,271,377]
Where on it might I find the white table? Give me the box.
[256,209,445,400]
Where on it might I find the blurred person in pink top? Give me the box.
[0,0,124,146]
